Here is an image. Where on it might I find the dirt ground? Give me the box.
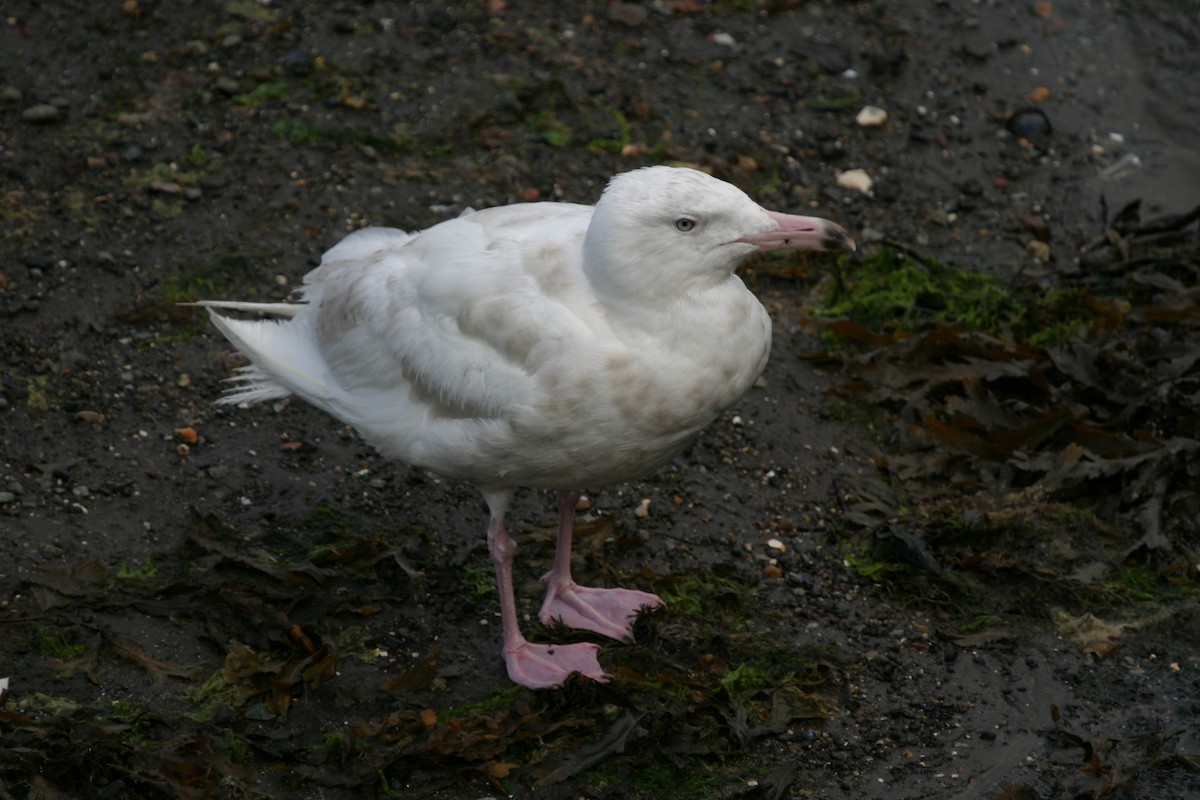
[2,1,1199,798]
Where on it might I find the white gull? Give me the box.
[199,166,855,689]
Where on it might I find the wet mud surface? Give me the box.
[2,2,1199,798]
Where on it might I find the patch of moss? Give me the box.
[116,557,158,580]
[818,247,1017,331]
[295,505,363,540]
[233,81,291,108]
[1101,565,1200,603]
[179,144,209,168]
[442,686,524,719]
[718,662,772,694]
[815,247,1110,345]
[122,161,200,188]
[34,628,85,659]
[526,111,573,149]
[270,118,411,153]
[460,566,496,600]
[587,106,633,154]
[225,0,279,23]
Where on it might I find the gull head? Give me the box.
[584,166,854,303]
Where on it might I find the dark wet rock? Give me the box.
[425,8,457,33]
[817,140,845,160]
[958,178,985,196]
[1006,107,1052,138]
[281,49,315,73]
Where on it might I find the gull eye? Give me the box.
[674,217,697,232]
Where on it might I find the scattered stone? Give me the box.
[711,32,737,48]
[122,145,143,162]
[1028,85,1051,102]
[607,2,648,27]
[816,138,845,160]
[184,186,203,201]
[178,40,208,57]
[22,104,59,123]
[0,492,15,504]
[177,374,192,388]
[1027,239,1052,261]
[1022,213,1051,241]
[77,410,106,426]
[1099,152,1141,180]
[959,178,985,197]
[1,86,22,103]
[281,49,314,73]
[855,105,888,127]
[634,498,651,518]
[149,180,183,194]
[1006,107,1051,138]
[836,168,874,196]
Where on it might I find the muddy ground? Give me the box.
[2,1,1199,798]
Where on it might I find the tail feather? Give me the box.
[204,307,334,407]
[191,300,305,318]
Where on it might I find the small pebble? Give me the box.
[607,2,648,26]
[22,104,60,123]
[855,105,888,127]
[1006,108,1052,138]
[836,168,874,196]
[1026,240,1052,261]
[634,498,651,518]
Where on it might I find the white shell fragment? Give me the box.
[836,168,874,196]
[856,105,888,127]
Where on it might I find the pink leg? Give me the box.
[538,490,663,641]
[483,489,608,689]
